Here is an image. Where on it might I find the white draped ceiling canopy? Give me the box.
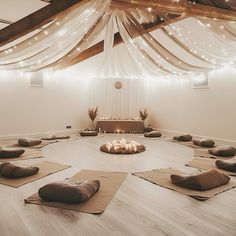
[0,0,236,77]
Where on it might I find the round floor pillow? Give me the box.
[144,131,162,138]
[144,125,153,133]
[79,131,98,137]
[38,179,100,203]
[18,138,42,147]
[0,147,25,158]
[209,146,236,157]
[173,134,192,142]
[171,169,230,191]
[193,138,215,148]
[0,162,39,178]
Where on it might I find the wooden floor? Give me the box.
[0,134,236,236]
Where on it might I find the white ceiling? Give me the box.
[0,0,48,29]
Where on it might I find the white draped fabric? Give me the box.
[0,0,236,78]
[90,78,147,119]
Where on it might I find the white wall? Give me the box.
[1,41,236,141]
[0,69,91,138]
[0,44,136,138]
[146,68,236,141]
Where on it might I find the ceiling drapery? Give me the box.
[0,0,235,76]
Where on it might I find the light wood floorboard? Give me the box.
[0,134,235,236]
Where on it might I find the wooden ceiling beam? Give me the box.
[0,0,86,47]
[111,0,236,21]
[59,14,184,69]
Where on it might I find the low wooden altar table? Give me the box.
[96,120,144,133]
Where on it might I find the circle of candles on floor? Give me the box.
[100,138,145,154]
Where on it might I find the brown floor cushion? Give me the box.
[170,169,230,191]
[193,138,215,148]
[144,125,153,132]
[18,138,42,147]
[0,162,39,178]
[209,146,236,157]
[173,134,192,142]
[79,131,98,137]
[38,179,100,203]
[215,160,236,172]
[144,131,162,138]
[0,147,25,158]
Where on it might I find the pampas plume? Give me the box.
[139,108,148,121]
[88,107,98,129]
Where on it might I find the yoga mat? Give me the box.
[0,149,44,162]
[0,139,56,149]
[25,170,128,214]
[15,140,56,149]
[139,135,166,140]
[167,138,218,149]
[168,139,215,149]
[167,139,193,146]
[194,149,235,159]
[186,158,236,176]
[41,136,70,141]
[0,161,71,187]
[133,168,236,201]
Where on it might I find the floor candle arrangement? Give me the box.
[100,138,145,154]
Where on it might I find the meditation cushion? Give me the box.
[173,134,192,142]
[18,138,42,147]
[144,125,153,133]
[0,162,39,178]
[0,147,25,158]
[170,169,230,191]
[209,146,236,157]
[79,131,98,137]
[215,160,236,172]
[38,179,100,203]
[144,131,162,138]
[193,138,215,148]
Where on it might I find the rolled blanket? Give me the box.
[215,160,236,173]
[170,169,230,191]
[18,138,42,147]
[38,179,100,203]
[79,131,98,137]
[0,162,39,178]
[193,138,215,148]
[209,146,236,157]
[144,131,162,138]
[0,147,25,158]
[173,134,192,142]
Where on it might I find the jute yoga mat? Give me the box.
[167,139,193,146]
[15,140,56,149]
[194,149,235,159]
[168,139,217,149]
[25,170,128,214]
[0,149,44,162]
[139,135,166,140]
[186,158,236,177]
[133,168,236,201]
[0,161,71,188]
[0,139,56,149]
